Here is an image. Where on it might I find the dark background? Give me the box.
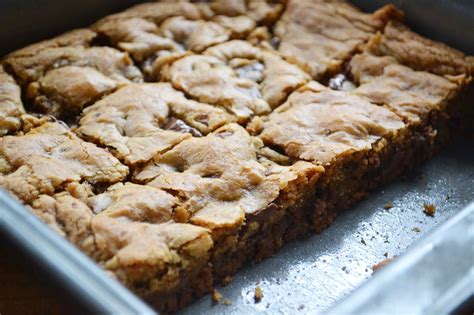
[0,0,473,57]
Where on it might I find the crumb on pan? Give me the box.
[412,227,421,233]
[423,203,436,217]
[212,289,223,303]
[254,286,263,302]
[384,201,393,210]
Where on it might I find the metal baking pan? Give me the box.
[0,1,473,314]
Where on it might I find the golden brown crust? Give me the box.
[28,66,120,117]
[160,40,309,122]
[204,40,310,108]
[274,0,400,79]
[31,193,97,253]
[136,123,320,232]
[4,29,97,60]
[3,30,142,118]
[367,21,474,77]
[0,122,128,203]
[91,1,280,80]
[93,8,266,81]
[255,82,405,165]
[77,82,232,167]
[30,183,213,298]
[94,2,204,26]
[349,53,461,123]
[94,17,183,63]
[0,65,25,136]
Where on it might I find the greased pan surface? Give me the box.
[0,1,473,314]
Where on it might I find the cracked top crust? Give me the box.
[367,21,474,78]
[92,1,281,78]
[0,65,25,136]
[0,121,128,203]
[349,53,460,123]
[77,82,232,167]
[1,0,472,308]
[160,40,310,122]
[136,123,321,232]
[3,29,142,117]
[31,182,213,296]
[274,0,401,79]
[251,82,405,166]
[94,2,204,25]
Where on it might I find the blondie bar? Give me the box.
[0,0,472,313]
[272,0,402,80]
[0,65,24,136]
[0,121,128,203]
[3,29,142,118]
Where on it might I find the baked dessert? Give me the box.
[2,29,142,118]
[0,65,24,136]
[0,121,128,203]
[1,0,472,312]
[160,40,310,122]
[271,0,402,80]
[92,1,282,79]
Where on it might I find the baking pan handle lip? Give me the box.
[0,189,157,315]
[325,201,474,315]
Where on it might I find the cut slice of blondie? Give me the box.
[3,29,142,118]
[76,82,233,167]
[30,183,214,311]
[273,0,401,80]
[0,65,24,136]
[0,121,128,203]
[160,40,310,122]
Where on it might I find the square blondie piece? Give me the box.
[160,40,310,122]
[93,1,281,78]
[249,81,415,229]
[273,0,401,80]
[30,183,213,311]
[76,82,233,168]
[3,29,142,118]
[0,121,128,203]
[345,21,473,142]
[0,65,25,136]
[135,123,322,280]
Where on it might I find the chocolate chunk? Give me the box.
[236,61,265,82]
[270,37,280,49]
[164,117,203,137]
[328,73,356,91]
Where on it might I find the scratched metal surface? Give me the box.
[181,140,474,314]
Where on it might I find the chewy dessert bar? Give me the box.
[160,39,310,121]
[92,1,282,79]
[0,65,25,136]
[0,121,128,203]
[272,0,402,80]
[76,82,233,167]
[1,0,472,312]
